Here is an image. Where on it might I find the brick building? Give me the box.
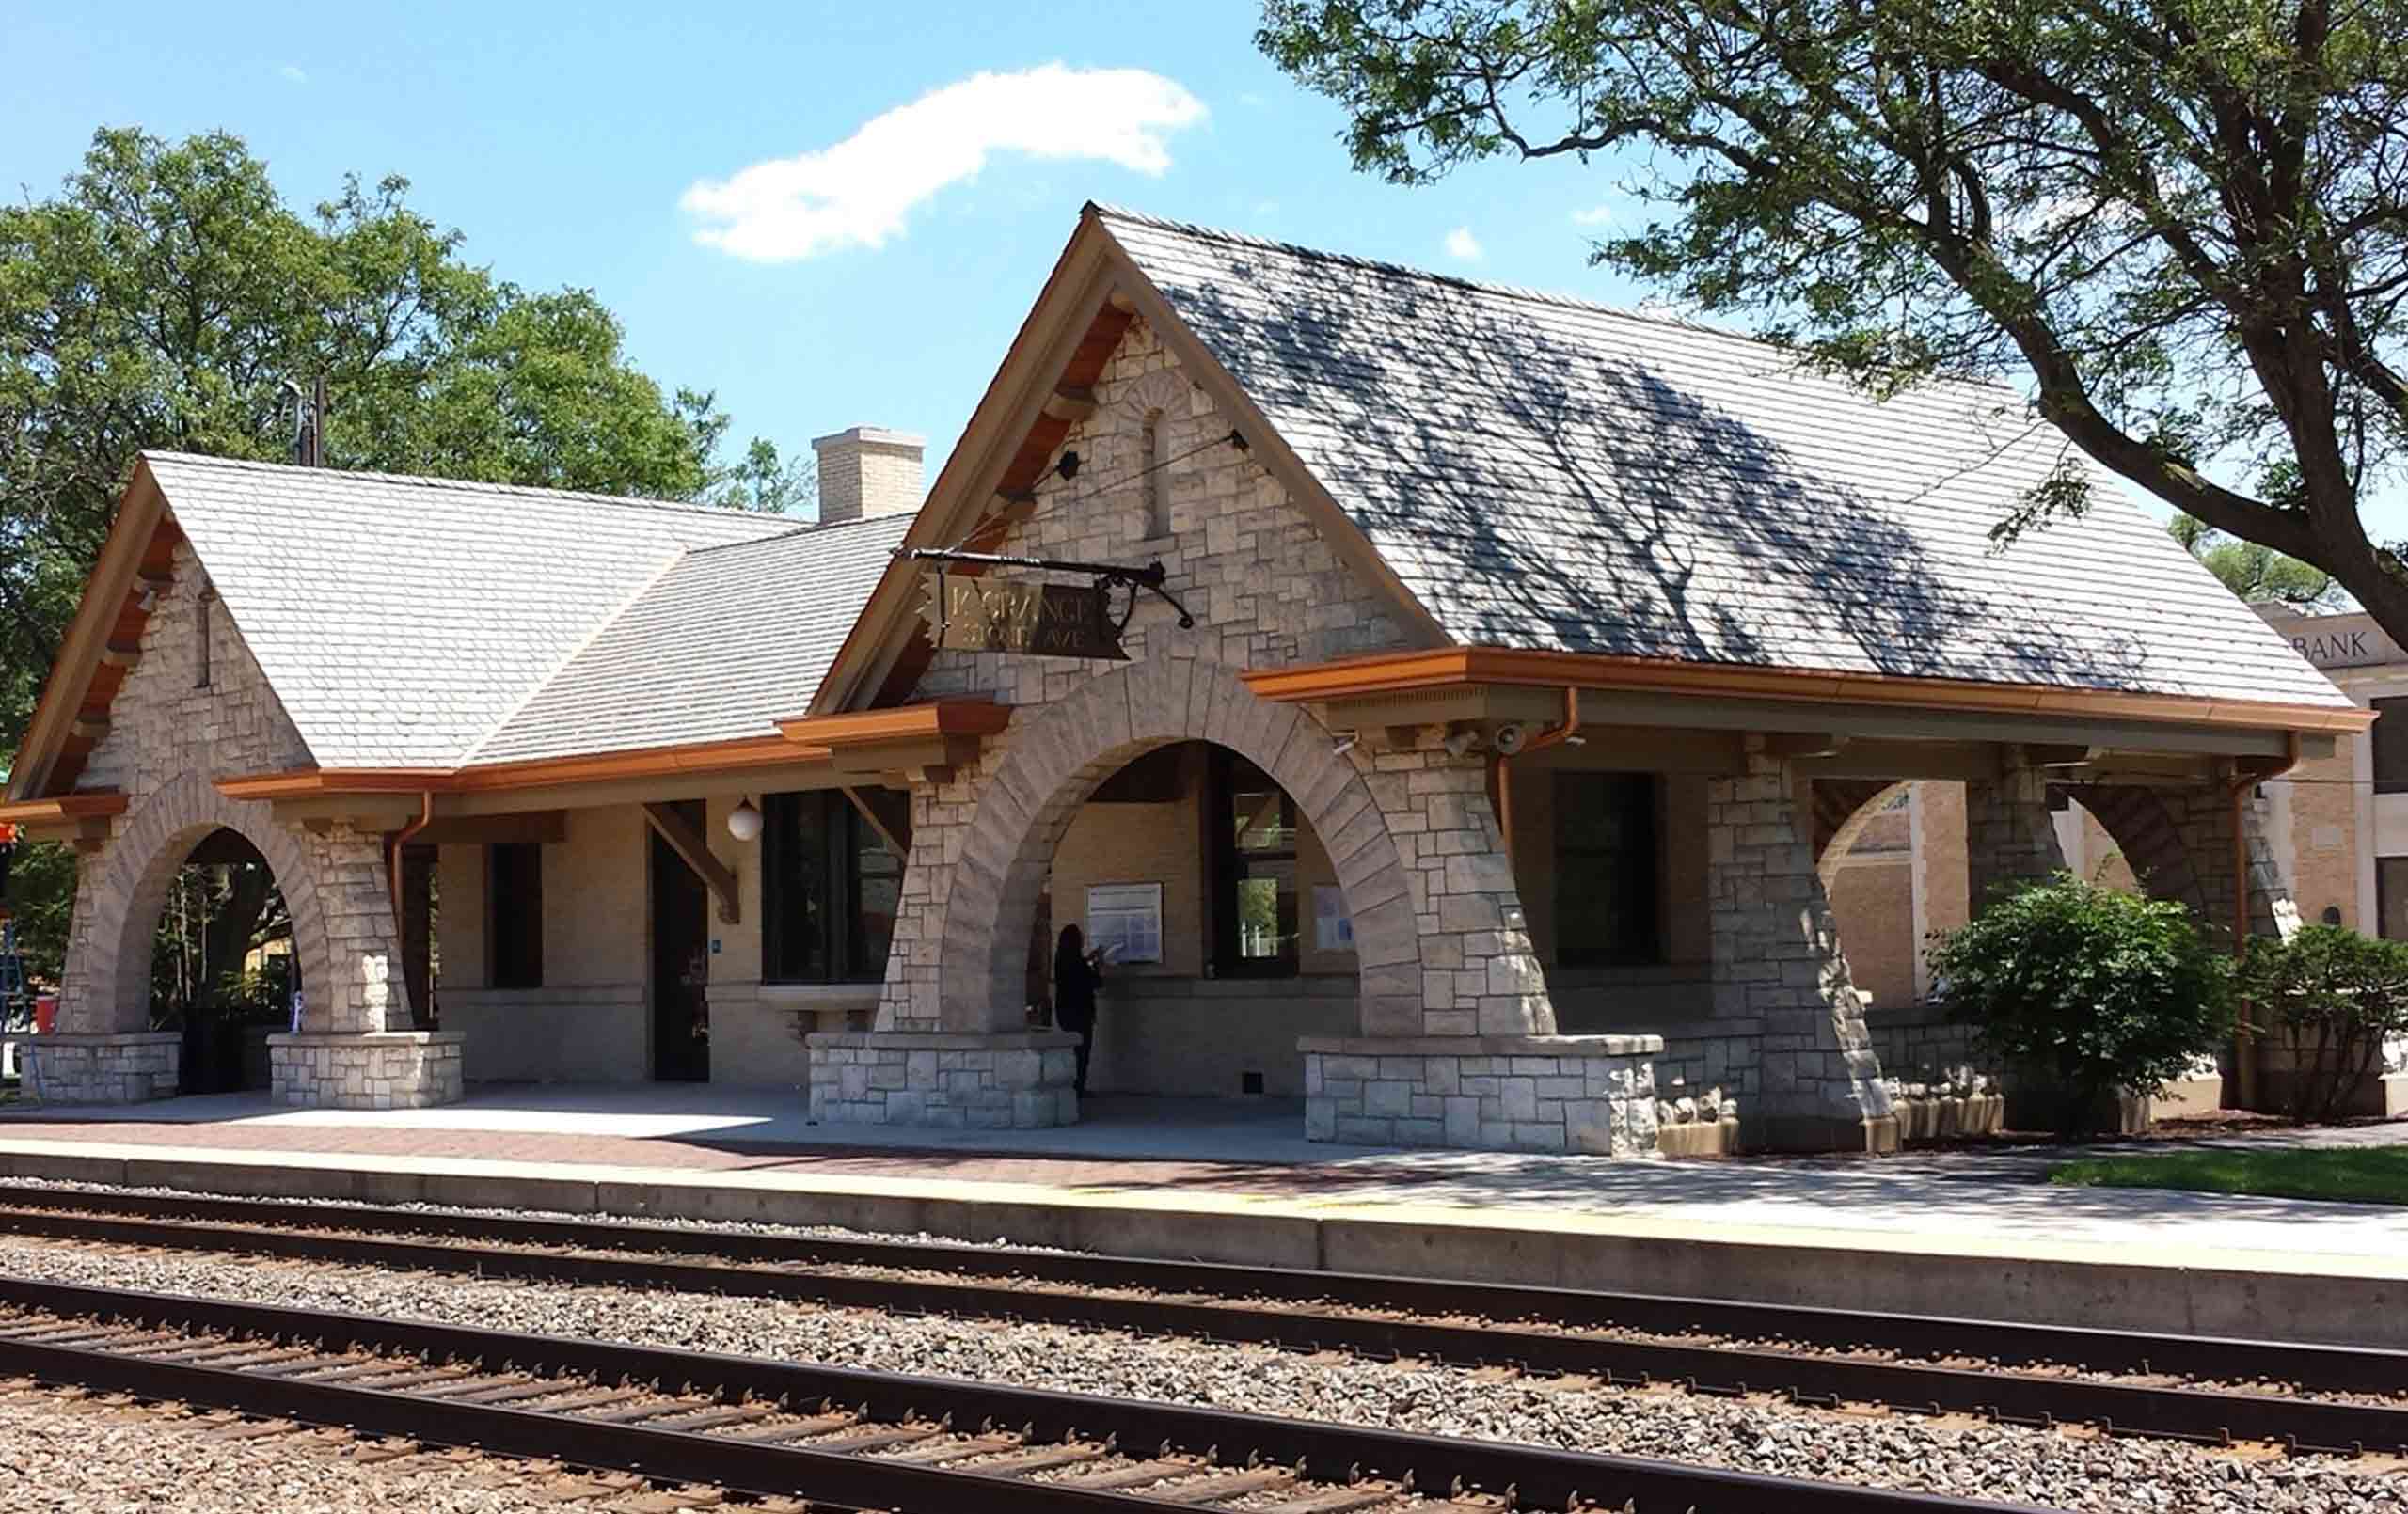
[0,206,2367,1152]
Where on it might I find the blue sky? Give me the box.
[2,2,1637,495]
[7,1,2384,558]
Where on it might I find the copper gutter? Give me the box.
[387,790,434,1026]
[2229,731,2304,1110]
[1493,688,1582,867]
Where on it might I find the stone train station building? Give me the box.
[0,206,2368,1153]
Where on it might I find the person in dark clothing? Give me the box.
[1053,923,1101,1096]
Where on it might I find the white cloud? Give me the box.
[1572,202,1614,227]
[682,64,1206,261]
[1444,226,1483,261]
[278,63,308,84]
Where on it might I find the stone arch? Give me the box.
[1811,779,1909,891]
[934,656,1421,1035]
[2054,782,2208,915]
[65,771,337,1036]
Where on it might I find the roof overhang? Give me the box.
[207,702,1010,827]
[0,792,131,849]
[7,461,182,802]
[1245,647,2370,770]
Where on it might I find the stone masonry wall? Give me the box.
[268,1032,464,1111]
[1302,1034,1662,1153]
[1965,764,2070,913]
[808,1032,1080,1129]
[1707,748,1895,1150]
[21,1033,182,1104]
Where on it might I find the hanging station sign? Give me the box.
[903,546,1196,663]
[919,572,1128,661]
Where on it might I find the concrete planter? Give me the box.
[1655,1114,1742,1157]
[1894,1092,2004,1143]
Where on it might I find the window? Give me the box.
[1210,749,1299,975]
[2381,858,2408,940]
[194,586,215,688]
[488,841,544,988]
[1141,409,1171,538]
[1554,772,1661,965]
[763,791,902,983]
[2375,698,2408,795]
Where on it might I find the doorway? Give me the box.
[650,801,710,1081]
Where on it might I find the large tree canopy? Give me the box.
[0,127,811,999]
[1259,1,2408,641]
[0,126,811,753]
[2170,512,2339,606]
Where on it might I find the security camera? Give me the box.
[1442,728,1478,759]
[1492,722,1528,756]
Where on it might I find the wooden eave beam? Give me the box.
[642,802,740,925]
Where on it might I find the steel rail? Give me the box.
[0,1275,2043,1514]
[1,1189,2402,1455]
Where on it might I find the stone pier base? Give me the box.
[268,1032,464,1110]
[807,1031,1082,1129]
[1301,1034,1664,1154]
[21,1033,183,1104]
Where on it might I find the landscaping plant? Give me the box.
[1928,874,2231,1134]
[2238,925,2408,1123]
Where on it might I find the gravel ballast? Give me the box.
[0,1387,575,1512]
[0,1235,2398,1513]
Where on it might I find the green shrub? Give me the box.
[1928,874,2231,1133]
[2237,925,2408,1123]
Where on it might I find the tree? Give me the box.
[0,128,815,987]
[2237,924,2408,1120]
[0,126,812,754]
[1259,2,2408,639]
[2169,513,2339,606]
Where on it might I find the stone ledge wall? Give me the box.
[269,1032,463,1111]
[808,1031,1080,1129]
[22,1033,182,1104]
[1301,1034,1663,1154]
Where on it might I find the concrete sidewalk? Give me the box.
[2,1084,2404,1348]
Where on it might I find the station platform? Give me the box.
[1,1083,2403,1349]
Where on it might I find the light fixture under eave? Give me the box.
[1331,732,1358,756]
[727,797,764,843]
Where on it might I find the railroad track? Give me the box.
[0,1273,2038,1513]
[0,1185,2399,1459]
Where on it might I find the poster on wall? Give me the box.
[1086,882,1164,964]
[1314,885,1354,951]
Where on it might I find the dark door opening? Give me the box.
[650,802,711,1081]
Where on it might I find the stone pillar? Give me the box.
[22,1033,182,1104]
[2162,782,2299,943]
[1964,762,2069,911]
[267,824,464,1109]
[1360,750,1552,1037]
[1707,747,1895,1151]
[1301,1033,1662,1152]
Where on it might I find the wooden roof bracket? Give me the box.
[643,802,740,925]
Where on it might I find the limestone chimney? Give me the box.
[811,426,926,525]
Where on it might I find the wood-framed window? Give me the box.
[1210,749,1300,976]
[1554,771,1662,966]
[763,791,902,984]
[487,841,544,989]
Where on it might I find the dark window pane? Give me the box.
[763,792,832,983]
[1210,749,1299,975]
[1555,773,1660,966]
[2381,858,2408,940]
[2376,700,2408,796]
[488,842,544,989]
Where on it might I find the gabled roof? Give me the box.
[1095,207,2354,712]
[8,451,908,797]
[470,512,913,765]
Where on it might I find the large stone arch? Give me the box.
[2052,782,2208,915]
[64,770,337,1035]
[1812,779,1909,891]
[933,656,1422,1036]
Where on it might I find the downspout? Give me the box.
[388,791,435,1031]
[2229,732,2303,1111]
[1494,687,1582,867]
